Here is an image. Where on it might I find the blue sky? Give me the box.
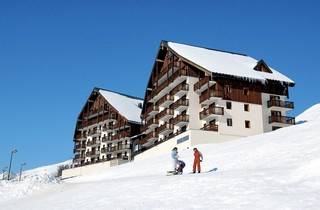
[0,0,319,171]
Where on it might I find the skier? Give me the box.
[171,147,179,171]
[193,148,203,173]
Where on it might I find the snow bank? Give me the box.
[296,103,320,123]
[0,160,71,202]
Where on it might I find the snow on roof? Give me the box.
[99,89,143,123]
[167,42,294,84]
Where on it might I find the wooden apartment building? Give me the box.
[73,88,143,166]
[139,41,295,150]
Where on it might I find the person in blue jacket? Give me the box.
[171,147,179,171]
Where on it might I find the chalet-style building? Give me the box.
[73,88,143,167]
[139,41,295,152]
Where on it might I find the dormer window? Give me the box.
[254,59,273,73]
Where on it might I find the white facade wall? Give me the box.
[186,77,202,130]
[135,129,242,161]
[216,100,264,136]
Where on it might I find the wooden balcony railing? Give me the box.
[170,68,188,83]
[194,76,210,91]
[201,122,218,131]
[200,107,224,120]
[267,100,294,109]
[269,116,295,125]
[85,150,100,157]
[87,140,101,147]
[112,130,130,141]
[146,118,159,127]
[199,88,224,104]
[157,108,174,120]
[157,60,179,80]
[157,122,174,134]
[102,125,114,131]
[101,136,112,142]
[157,94,174,106]
[172,114,189,125]
[145,105,159,116]
[171,83,189,96]
[145,131,159,141]
[172,98,189,110]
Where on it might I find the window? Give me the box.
[245,120,251,128]
[227,118,232,126]
[244,104,249,112]
[226,101,232,109]
[243,88,249,96]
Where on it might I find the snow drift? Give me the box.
[1,104,320,210]
[0,160,71,202]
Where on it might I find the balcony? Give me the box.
[117,144,131,152]
[85,150,100,157]
[267,100,294,110]
[143,131,159,145]
[201,122,218,132]
[171,83,189,97]
[269,116,295,125]
[74,144,86,153]
[200,106,224,121]
[74,154,85,160]
[172,98,189,112]
[194,76,215,94]
[157,94,174,108]
[88,129,102,137]
[169,69,188,88]
[145,105,159,118]
[146,118,159,130]
[101,113,118,124]
[101,136,112,143]
[101,147,114,153]
[157,122,174,135]
[157,108,174,122]
[149,80,171,102]
[102,125,114,132]
[87,140,101,147]
[199,88,223,105]
[172,114,189,127]
[112,130,130,141]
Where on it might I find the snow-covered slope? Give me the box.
[1,105,320,209]
[0,160,71,202]
[296,103,320,123]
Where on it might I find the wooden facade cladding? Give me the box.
[214,79,263,105]
[143,48,202,114]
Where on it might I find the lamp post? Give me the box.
[19,163,26,181]
[7,149,18,180]
[2,166,8,180]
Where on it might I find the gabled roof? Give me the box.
[165,41,294,85]
[97,88,143,123]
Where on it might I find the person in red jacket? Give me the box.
[193,148,203,173]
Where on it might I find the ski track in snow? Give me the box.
[1,104,320,209]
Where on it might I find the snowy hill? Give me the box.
[0,160,71,202]
[1,104,320,209]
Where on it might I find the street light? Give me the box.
[19,163,26,181]
[7,149,18,180]
[2,166,8,180]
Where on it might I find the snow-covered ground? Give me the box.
[1,105,320,209]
